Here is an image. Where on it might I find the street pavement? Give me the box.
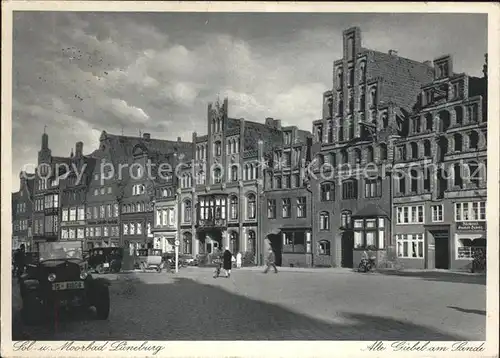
[11,267,486,341]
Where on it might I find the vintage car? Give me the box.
[135,248,164,272]
[18,241,110,325]
[88,247,123,274]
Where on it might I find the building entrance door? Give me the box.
[205,229,222,254]
[433,231,450,269]
[341,231,354,268]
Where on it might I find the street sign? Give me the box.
[174,240,180,246]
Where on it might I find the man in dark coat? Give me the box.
[263,247,278,274]
[223,249,232,278]
[14,244,26,276]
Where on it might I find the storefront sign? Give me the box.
[456,222,486,231]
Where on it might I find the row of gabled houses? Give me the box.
[12,26,488,270]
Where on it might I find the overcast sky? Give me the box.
[11,12,487,191]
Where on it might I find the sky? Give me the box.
[11,12,487,191]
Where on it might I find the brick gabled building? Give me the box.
[260,126,313,267]
[393,54,487,270]
[12,172,35,251]
[151,149,192,254]
[85,131,192,250]
[310,27,435,268]
[59,141,96,244]
[32,132,72,246]
[178,97,289,264]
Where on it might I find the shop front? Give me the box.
[267,228,312,268]
[453,221,486,271]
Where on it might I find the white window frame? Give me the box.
[69,207,77,221]
[396,233,425,259]
[77,206,85,221]
[454,201,486,222]
[431,205,444,222]
[62,209,69,222]
[319,212,330,231]
[396,205,425,224]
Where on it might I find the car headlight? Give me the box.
[80,271,88,280]
[48,273,56,282]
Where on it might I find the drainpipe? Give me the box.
[306,184,314,268]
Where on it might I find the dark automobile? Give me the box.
[18,241,110,325]
[88,247,123,274]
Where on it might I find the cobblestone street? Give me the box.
[12,268,486,341]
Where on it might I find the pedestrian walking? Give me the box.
[263,248,278,274]
[236,252,242,269]
[223,248,232,278]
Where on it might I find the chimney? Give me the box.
[388,49,398,56]
[177,136,181,142]
[273,119,282,130]
[75,141,83,157]
[142,133,151,140]
[265,117,274,127]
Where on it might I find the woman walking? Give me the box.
[223,249,232,278]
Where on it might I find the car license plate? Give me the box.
[103,263,109,268]
[52,281,85,291]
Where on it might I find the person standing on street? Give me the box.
[14,244,26,277]
[263,247,278,274]
[223,248,233,278]
[236,252,242,269]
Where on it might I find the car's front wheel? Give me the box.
[94,285,110,320]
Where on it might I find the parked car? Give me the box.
[88,247,123,274]
[18,240,110,325]
[180,254,198,266]
[135,248,164,272]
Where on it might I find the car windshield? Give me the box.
[38,241,83,261]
